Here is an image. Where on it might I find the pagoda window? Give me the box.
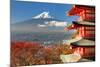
[82,27,85,37]
[85,31,95,37]
[78,27,82,37]
[85,9,95,14]
[78,10,85,21]
[74,47,84,56]
[85,13,95,21]
[85,27,95,31]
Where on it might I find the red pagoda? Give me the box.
[65,5,95,60]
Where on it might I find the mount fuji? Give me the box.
[11,12,67,32]
[33,12,53,19]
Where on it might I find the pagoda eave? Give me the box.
[71,39,95,47]
[67,5,95,16]
[72,21,95,27]
[74,5,95,10]
[67,6,82,16]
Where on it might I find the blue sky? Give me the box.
[11,0,79,23]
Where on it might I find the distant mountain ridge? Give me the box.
[13,12,64,25]
[11,12,67,32]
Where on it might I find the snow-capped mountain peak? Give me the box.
[33,12,53,19]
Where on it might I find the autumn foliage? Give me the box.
[11,41,73,67]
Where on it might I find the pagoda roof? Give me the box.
[73,21,95,27]
[71,39,95,47]
[72,5,95,9]
[67,5,95,16]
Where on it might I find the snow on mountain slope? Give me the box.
[33,12,53,19]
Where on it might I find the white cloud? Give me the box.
[44,21,67,27]
[37,21,67,28]
[37,24,47,27]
